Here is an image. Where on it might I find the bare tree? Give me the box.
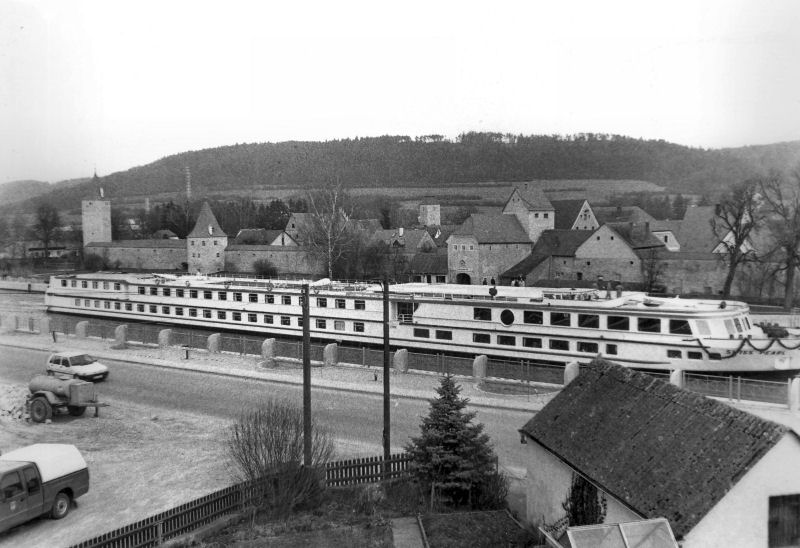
[298,180,355,279]
[640,248,667,292]
[760,170,800,310]
[30,202,62,261]
[711,179,764,298]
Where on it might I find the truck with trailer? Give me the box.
[0,444,90,532]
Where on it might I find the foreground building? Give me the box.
[520,360,800,548]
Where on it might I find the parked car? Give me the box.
[45,351,109,382]
[0,444,90,532]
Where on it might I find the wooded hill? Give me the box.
[6,133,800,213]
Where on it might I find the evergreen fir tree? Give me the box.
[405,375,501,507]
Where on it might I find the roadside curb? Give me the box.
[0,337,548,414]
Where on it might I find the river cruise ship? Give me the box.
[45,272,800,373]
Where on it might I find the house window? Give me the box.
[549,339,569,351]
[233,312,241,321]
[414,328,430,338]
[637,317,662,333]
[543,213,548,218]
[213,240,218,246]
[263,314,274,324]
[473,333,491,344]
[523,337,542,348]
[473,308,492,321]
[607,316,630,331]
[202,241,206,246]
[436,275,446,283]
[578,341,599,353]
[335,298,346,309]
[355,300,365,310]
[534,213,539,218]
[282,295,291,305]
[354,322,365,333]
[334,320,345,330]
[435,330,453,340]
[497,335,516,346]
[217,311,226,320]
[316,319,326,329]
[191,241,195,246]
[769,494,800,547]
[550,312,571,327]
[578,314,599,329]
[281,316,291,326]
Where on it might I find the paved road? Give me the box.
[2,346,532,473]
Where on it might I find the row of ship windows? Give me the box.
[64,280,122,291]
[135,286,367,309]
[474,307,716,336]
[73,299,366,332]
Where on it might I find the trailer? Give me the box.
[27,375,109,423]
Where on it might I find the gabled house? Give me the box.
[447,213,531,285]
[284,212,312,241]
[502,184,555,243]
[592,205,656,226]
[371,228,436,252]
[649,220,682,251]
[519,360,800,548]
[234,228,297,246]
[500,230,593,285]
[551,199,599,231]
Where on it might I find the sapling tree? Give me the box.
[405,375,506,508]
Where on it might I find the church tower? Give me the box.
[81,171,112,247]
[187,202,227,274]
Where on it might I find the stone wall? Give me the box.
[225,245,325,276]
[87,244,187,270]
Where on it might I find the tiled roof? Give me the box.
[676,206,716,252]
[520,360,791,539]
[372,228,433,250]
[500,253,549,278]
[234,228,283,245]
[425,225,458,247]
[500,230,592,279]
[187,202,227,238]
[606,223,665,250]
[593,206,656,225]
[551,200,588,229]
[452,214,531,244]
[409,250,448,273]
[508,184,554,211]
[86,240,185,248]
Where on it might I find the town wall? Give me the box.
[87,244,187,270]
[225,246,325,277]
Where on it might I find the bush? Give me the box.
[226,399,335,515]
[83,253,107,271]
[253,258,277,277]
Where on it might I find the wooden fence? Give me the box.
[68,452,412,548]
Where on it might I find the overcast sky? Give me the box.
[2,0,799,183]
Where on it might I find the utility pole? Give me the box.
[383,274,391,478]
[302,284,311,467]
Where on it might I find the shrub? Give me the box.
[83,253,107,271]
[226,399,335,515]
[253,258,277,277]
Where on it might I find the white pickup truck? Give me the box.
[0,444,90,533]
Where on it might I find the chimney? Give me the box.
[399,227,404,236]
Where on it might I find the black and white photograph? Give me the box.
[1,1,800,546]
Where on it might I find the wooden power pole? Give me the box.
[302,283,311,467]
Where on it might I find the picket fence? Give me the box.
[68,453,412,548]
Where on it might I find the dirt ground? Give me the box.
[0,377,235,548]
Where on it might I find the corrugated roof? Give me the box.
[551,199,588,229]
[520,360,791,539]
[452,214,531,243]
[86,240,185,248]
[187,202,226,238]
